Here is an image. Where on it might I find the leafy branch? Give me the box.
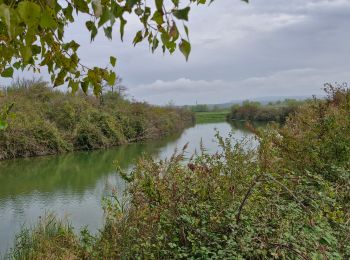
[0,0,249,94]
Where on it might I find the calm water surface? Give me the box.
[0,121,256,254]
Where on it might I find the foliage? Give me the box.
[10,215,80,260]
[228,99,307,123]
[8,84,350,259]
[0,80,194,160]
[0,101,13,130]
[0,0,248,93]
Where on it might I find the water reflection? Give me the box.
[0,121,256,254]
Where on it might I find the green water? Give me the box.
[0,121,257,254]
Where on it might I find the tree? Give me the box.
[0,0,249,95]
[99,76,126,104]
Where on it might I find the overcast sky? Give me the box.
[4,0,350,105]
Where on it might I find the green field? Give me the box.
[195,111,229,123]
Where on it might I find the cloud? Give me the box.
[129,68,349,105]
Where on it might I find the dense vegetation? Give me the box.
[228,99,307,123]
[0,80,194,160]
[8,84,350,259]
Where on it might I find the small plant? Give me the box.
[0,103,14,130]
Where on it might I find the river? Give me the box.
[0,121,257,255]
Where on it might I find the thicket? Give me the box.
[0,80,194,160]
[8,84,350,259]
[227,99,306,123]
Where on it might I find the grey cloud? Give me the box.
[130,68,349,105]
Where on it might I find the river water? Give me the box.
[0,121,257,255]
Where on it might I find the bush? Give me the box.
[0,119,71,159]
[227,99,305,123]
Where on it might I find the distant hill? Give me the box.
[205,95,321,110]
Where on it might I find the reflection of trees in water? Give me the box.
[0,132,182,199]
[228,120,267,133]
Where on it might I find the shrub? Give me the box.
[0,119,71,159]
[228,99,305,123]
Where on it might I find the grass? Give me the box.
[195,111,229,123]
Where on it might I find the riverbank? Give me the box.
[0,121,249,256]
[0,81,194,160]
[8,85,350,259]
[227,99,307,123]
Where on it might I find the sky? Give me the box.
[4,0,350,105]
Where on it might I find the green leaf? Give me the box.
[81,81,89,93]
[173,7,190,21]
[104,26,112,40]
[120,17,127,41]
[108,71,116,86]
[69,41,80,52]
[110,56,117,67]
[179,39,191,61]
[69,80,79,94]
[17,1,41,26]
[86,21,95,31]
[133,30,143,46]
[155,0,163,11]
[184,24,189,39]
[151,10,164,25]
[54,69,67,86]
[20,46,32,63]
[93,82,102,96]
[32,45,41,55]
[73,0,89,13]
[126,0,138,10]
[171,0,179,7]
[40,8,56,28]
[152,37,159,52]
[1,67,14,78]
[0,4,11,38]
[13,62,21,70]
[63,4,74,22]
[98,7,111,28]
[169,23,179,41]
[0,120,8,130]
[161,32,169,45]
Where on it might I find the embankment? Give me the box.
[0,81,194,160]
